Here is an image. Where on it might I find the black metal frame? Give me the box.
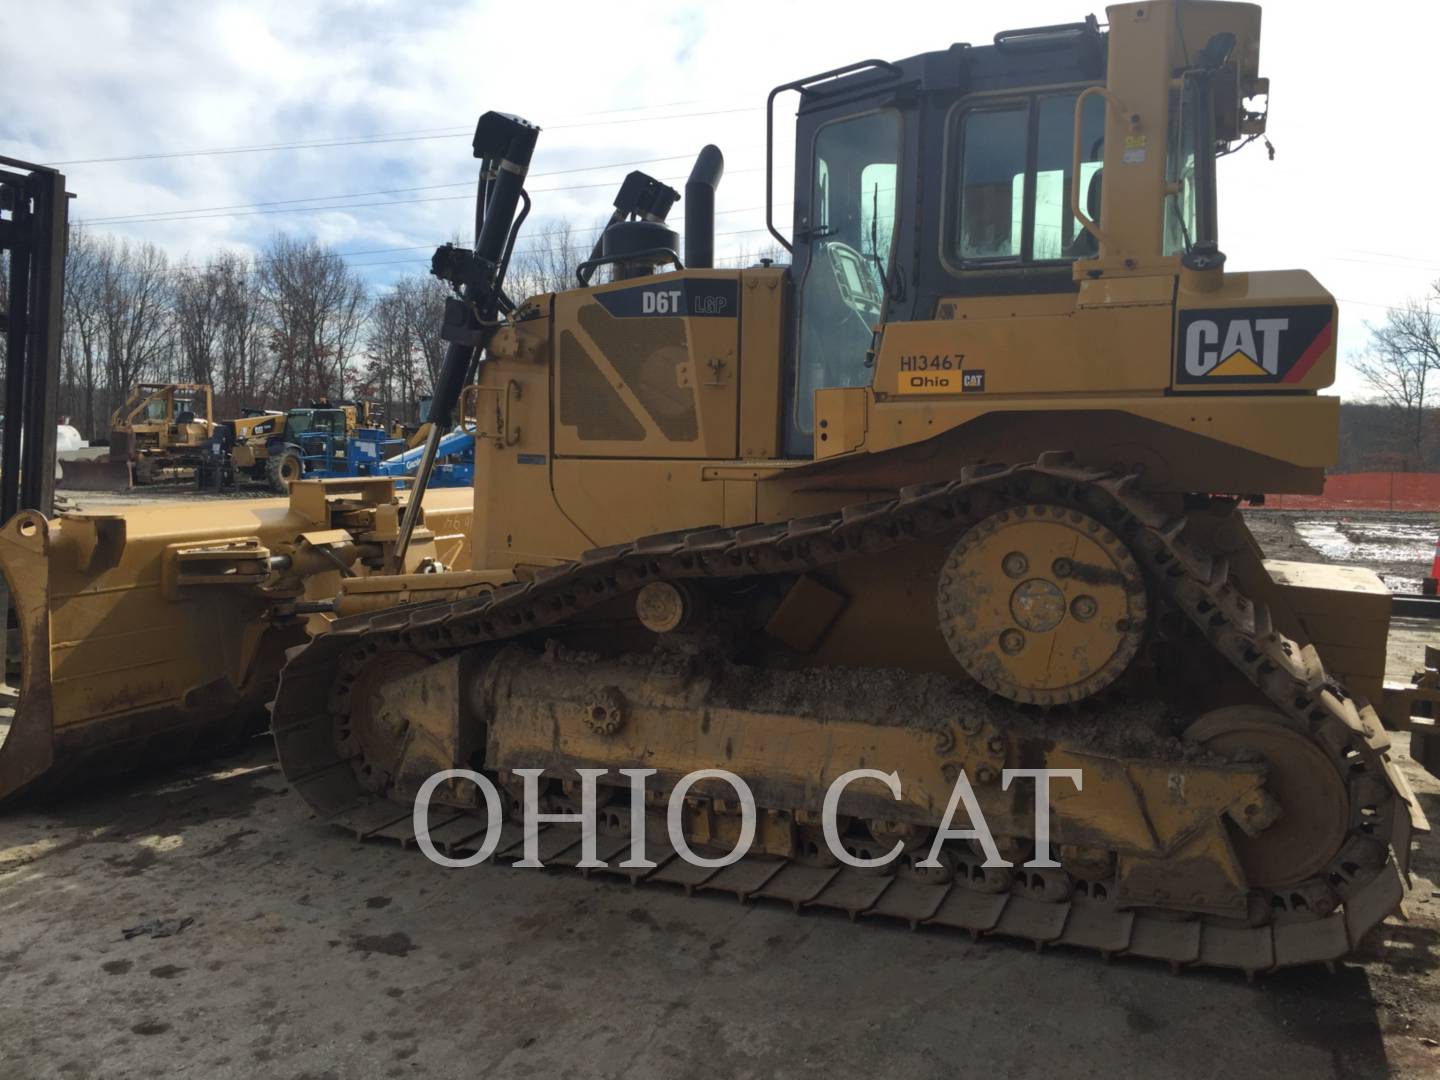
[765,59,902,254]
[0,156,68,522]
[944,86,1105,272]
[575,247,683,285]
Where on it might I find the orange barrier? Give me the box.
[1270,472,1440,511]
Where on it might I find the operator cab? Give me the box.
[772,9,1252,455]
[280,409,346,443]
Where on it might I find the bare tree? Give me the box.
[362,287,410,422]
[173,261,222,387]
[94,237,173,427]
[60,227,105,434]
[257,235,367,403]
[171,251,269,419]
[394,274,448,398]
[361,273,450,424]
[1355,280,1440,469]
[213,252,266,416]
[506,218,595,300]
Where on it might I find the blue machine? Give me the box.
[289,426,384,480]
[372,426,476,488]
[267,411,475,492]
[294,426,474,488]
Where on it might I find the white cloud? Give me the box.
[4,0,1436,398]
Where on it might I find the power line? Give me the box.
[46,99,708,165]
[90,206,792,280]
[79,154,707,226]
[1344,249,1440,268]
[1330,255,1440,273]
[50,127,470,166]
[46,104,757,167]
[332,226,780,272]
[1337,297,1402,312]
[548,106,757,130]
[74,166,761,228]
[198,203,785,266]
[330,204,785,262]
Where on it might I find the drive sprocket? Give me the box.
[936,502,1148,705]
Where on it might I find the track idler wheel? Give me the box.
[1184,705,1350,892]
[937,503,1148,704]
[333,650,431,794]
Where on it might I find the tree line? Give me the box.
[0,220,595,440]
[19,219,1432,468]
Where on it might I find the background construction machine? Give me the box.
[2,0,1438,977]
[222,400,383,490]
[204,400,469,491]
[58,382,214,489]
[226,408,286,445]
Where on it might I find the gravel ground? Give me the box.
[0,730,1436,1080]
[58,481,279,509]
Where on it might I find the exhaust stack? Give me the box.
[684,145,724,269]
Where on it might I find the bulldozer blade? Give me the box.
[56,457,133,491]
[0,481,475,803]
[0,505,304,802]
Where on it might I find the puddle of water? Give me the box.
[1292,521,1351,561]
[1294,520,1435,567]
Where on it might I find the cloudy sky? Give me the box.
[3,0,1436,398]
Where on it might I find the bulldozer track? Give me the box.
[271,453,1422,975]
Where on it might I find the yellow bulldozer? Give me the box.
[1,0,1438,974]
[57,382,214,490]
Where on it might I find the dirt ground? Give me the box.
[0,731,1436,1080]
[58,479,277,509]
[1244,510,1438,596]
[0,506,1438,1079]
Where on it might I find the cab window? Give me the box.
[952,89,1105,265]
[313,411,345,435]
[790,109,901,448]
[283,412,312,442]
[1164,78,1201,255]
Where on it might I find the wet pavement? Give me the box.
[1246,510,1439,594]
